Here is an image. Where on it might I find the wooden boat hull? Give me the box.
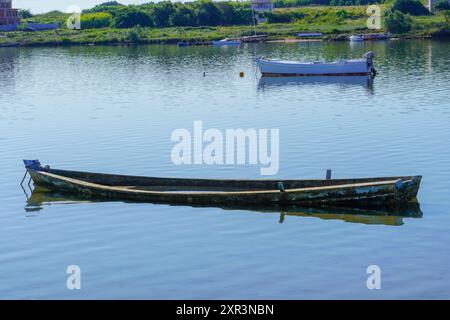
[257,58,371,76]
[26,166,421,209]
[240,35,268,43]
[211,40,241,46]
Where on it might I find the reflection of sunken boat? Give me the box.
[258,75,373,88]
[26,190,422,226]
[24,160,421,209]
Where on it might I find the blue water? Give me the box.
[1,40,449,299]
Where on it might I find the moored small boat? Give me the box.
[349,35,364,42]
[0,42,19,48]
[211,38,241,46]
[257,52,376,77]
[177,41,191,47]
[23,160,421,209]
[350,32,392,42]
[297,32,323,39]
[363,32,392,40]
[240,34,268,43]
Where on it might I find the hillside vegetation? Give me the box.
[1,1,449,46]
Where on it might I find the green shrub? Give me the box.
[390,0,429,16]
[171,5,198,26]
[19,9,33,18]
[196,0,224,26]
[81,12,113,29]
[115,9,154,28]
[435,0,450,11]
[335,9,349,22]
[385,9,413,33]
[126,29,140,42]
[265,11,294,23]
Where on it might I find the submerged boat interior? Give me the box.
[40,169,418,193]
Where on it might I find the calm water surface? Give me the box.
[1,40,449,299]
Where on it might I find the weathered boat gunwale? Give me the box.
[34,171,403,196]
[27,167,422,209]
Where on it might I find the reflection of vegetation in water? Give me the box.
[25,189,422,226]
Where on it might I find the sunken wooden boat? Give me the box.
[23,160,421,209]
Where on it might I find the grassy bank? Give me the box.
[1,6,449,47]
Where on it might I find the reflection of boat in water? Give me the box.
[25,189,422,226]
[258,75,373,88]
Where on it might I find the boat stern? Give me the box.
[394,175,422,204]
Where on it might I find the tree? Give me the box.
[81,12,113,29]
[114,9,154,28]
[385,9,413,33]
[196,0,223,26]
[84,1,124,15]
[265,11,294,23]
[435,0,450,11]
[171,4,198,26]
[390,0,429,16]
[152,1,176,27]
[19,9,33,19]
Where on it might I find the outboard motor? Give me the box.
[364,51,376,76]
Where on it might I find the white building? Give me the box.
[251,0,273,23]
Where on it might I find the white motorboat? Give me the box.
[211,38,241,46]
[349,35,364,41]
[256,52,376,77]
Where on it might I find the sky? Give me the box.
[14,1,159,14]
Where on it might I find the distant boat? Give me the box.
[177,41,191,47]
[350,32,392,42]
[211,38,241,46]
[257,52,376,76]
[23,160,421,209]
[0,42,19,47]
[26,23,59,31]
[363,32,392,40]
[240,34,268,43]
[297,32,323,39]
[349,35,364,42]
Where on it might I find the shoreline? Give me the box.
[1,31,447,48]
[1,4,448,48]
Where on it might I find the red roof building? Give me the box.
[0,0,20,25]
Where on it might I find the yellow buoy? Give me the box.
[239,71,245,77]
